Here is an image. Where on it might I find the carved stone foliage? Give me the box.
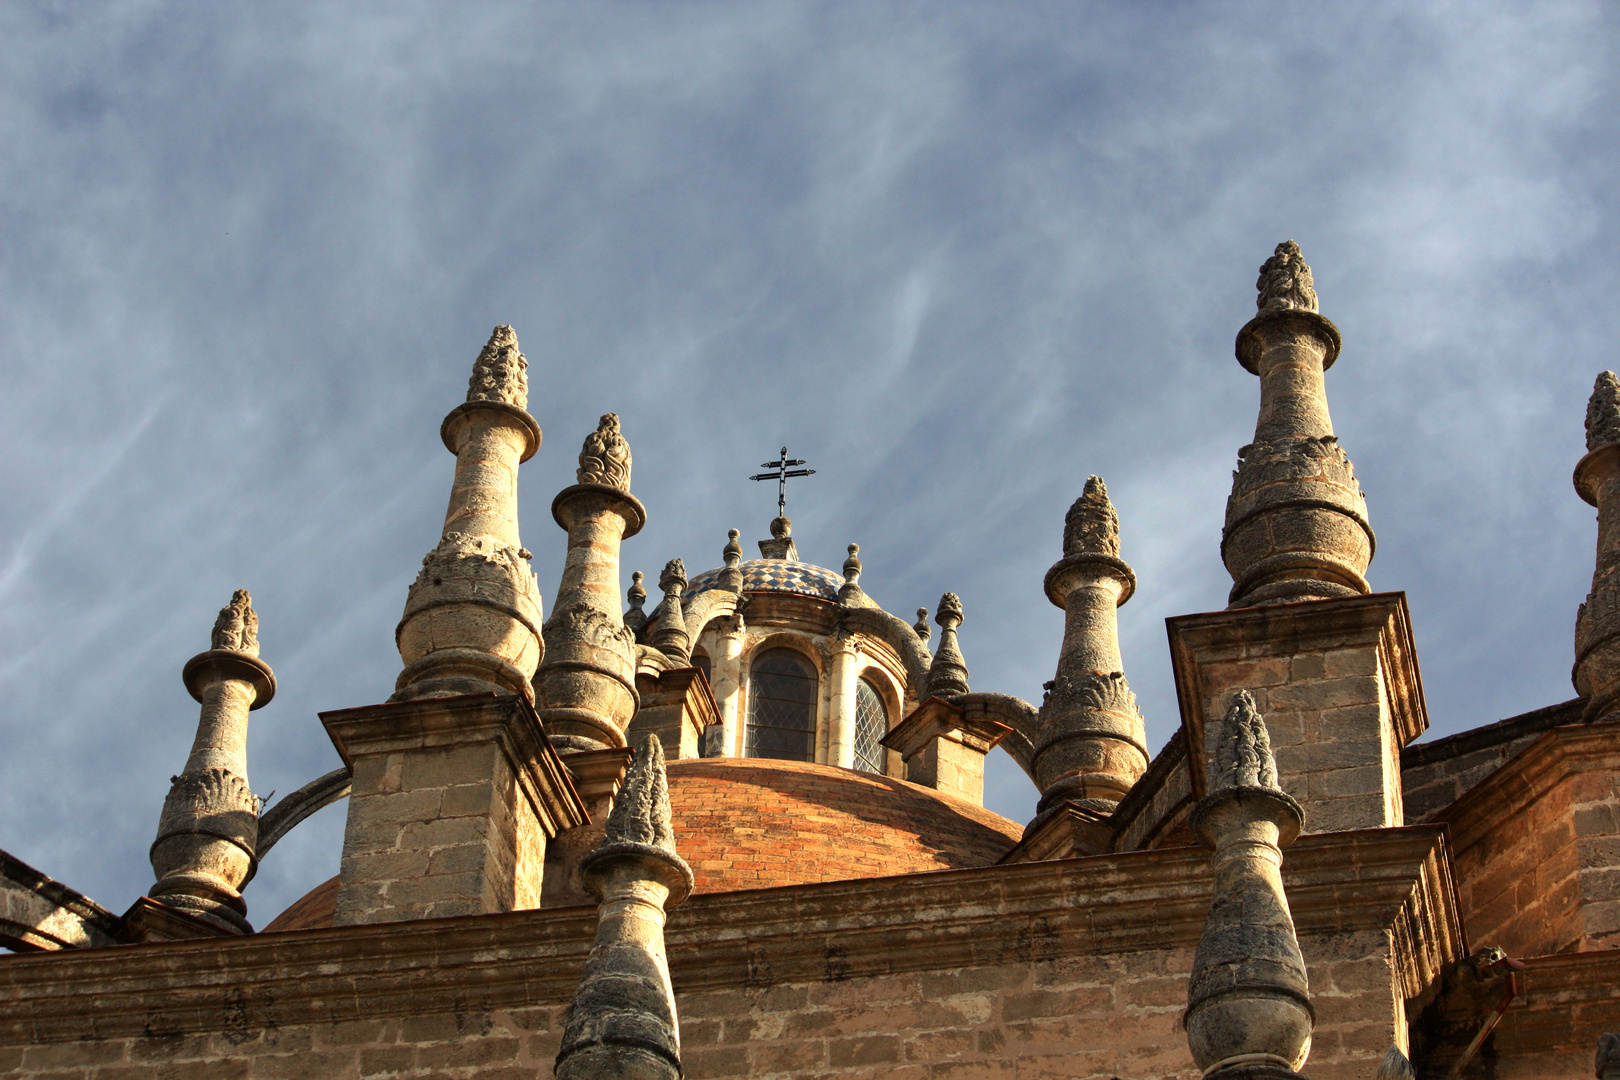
[1229,434,1361,497]
[1211,689,1282,793]
[159,767,259,827]
[659,558,686,595]
[409,532,536,600]
[1588,371,1620,452]
[577,412,632,490]
[466,324,529,410]
[211,590,259,656]
[1062,476,1120,558]
[1040,671,1140,726]
[600,734,677,853]
[546,601,638,653]
[1256,239,1319,313]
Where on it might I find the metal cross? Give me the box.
[749,447,816,518]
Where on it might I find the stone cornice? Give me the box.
[1168,592,1429,799]
[0,827,1456,1046]
[320,693,588,837]
[1427,719,1620,854]
[881,696,1012,760]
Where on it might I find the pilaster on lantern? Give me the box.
[537,413,646,753]
[1575,372,1620,721]
[147,590,275,935]
[1224,241,1374,608]
[1030,476,1148,819]
[393,326,545,702]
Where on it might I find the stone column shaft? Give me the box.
[710,617,745,757]
[441,418,525,546]
[828,639,858,769]
[184,678,255,774]
[1252,333,1334,444]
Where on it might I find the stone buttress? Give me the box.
[1032,476,1148,818]
[1186,690,1314,1080]
[145,590,276,935]
[555,734,694,1080]
[322,327,583,926]
[537,414,647,753]
[1223,240,1373,609]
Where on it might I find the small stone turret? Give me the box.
[393,326,545,701]
[149,590,276,934]
[623,572,648,641]
[649,559,690,664]
[555,735,694,1080]
[925,593,970,699]
[1033,476,1149,816]
[537,413,647,752]
[1223,242,1374,608]
[1185,690,1313,1079]
[839,543,863,604]
[1574,372,1620,721]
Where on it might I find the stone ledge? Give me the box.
[0,826,1456,1046]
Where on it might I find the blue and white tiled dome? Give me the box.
[684,559,843,602]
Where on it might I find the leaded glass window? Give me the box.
[745,648,817,762]
[853,678,888,774]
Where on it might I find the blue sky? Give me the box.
[3,2,1616,927]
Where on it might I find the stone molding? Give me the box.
[0,848,125,951]
[1168,592,1428,801]
[0,826,1457,1047]
[439,399,540,461]
[880,696,1012,760]
[320,693,587,838]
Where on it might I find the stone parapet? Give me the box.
[321,693,586,925]
[1168,592,1427,833]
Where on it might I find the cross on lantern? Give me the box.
[749,447,816,518]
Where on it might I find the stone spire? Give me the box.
[925,593,970,699]
[623,571,648,642]
[649,559,690,664]
[717,528,744,592]
[1033,477,1149,818]
[1575,372,1620,721]
[913,608,931,643]
[1598,1033,1620,1080]
[1185,691,1313,1079]
[149,590,277,934]
[555,735,694,1080]
[1223,241,1374,608]
[839,543,863,604]
[393,326,544,702]
[536,413,647,753]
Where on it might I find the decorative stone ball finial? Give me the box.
[1256,240,1319,314]
[723,529,742,568]
[843,544,861,585]
[935,591,964,630]
[770,516,792,539]
[1063,476,1121,558]
[577,412,632,490]
[913,608,932,643]
[623,571,648,638]
[211,589,260,657]
[466,324,528,410]
[1598,1032,1620,1080]
[1587,372,1620,453]
[926,592,971,699]
[659,558,686,596]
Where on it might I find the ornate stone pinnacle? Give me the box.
[1378,1046,1415,1080]
[1598,1033,1620,1080]
[650,559,690,664]
[913,608,931,643]
[601,734,677,854]
[1063,476,1120,558]
[466,325,528,410]
[210,589,259,656]
[723,529,742,567]
[577,413,632,490]
[624,571,647,639]
[1588,372,1620,453]
[659,558,686,595]
[1257,240,1319,314]
[1212,690,1284,794]
[717,529,744,592]
[926,593,970,699]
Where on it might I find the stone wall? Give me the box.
[1400,699,1583,824]
[0,830,1458,1080]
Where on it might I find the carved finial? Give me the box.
[843,544,861,585]
[926,593,970,698]
[466,325,528,409]
[759,515,799,560]
[1598,1033,1620,1080]
[1256,240,1319,314]
[1378,1046,1415,1080]
[1063,476,1120,558]
[577,413,632,490]
[211,590,259,657]
[724,529,742,568]
[602,734,677,853]
[659,558,686,596]
[1212,690,1283,794]
[1587,372,1620,452]
[914,608,931,642]
[771,516,791,539]
[624,571,647,638]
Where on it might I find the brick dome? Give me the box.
[264,759,1021,931]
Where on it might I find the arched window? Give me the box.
[746,648,817,762]
[853,678,888,774]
